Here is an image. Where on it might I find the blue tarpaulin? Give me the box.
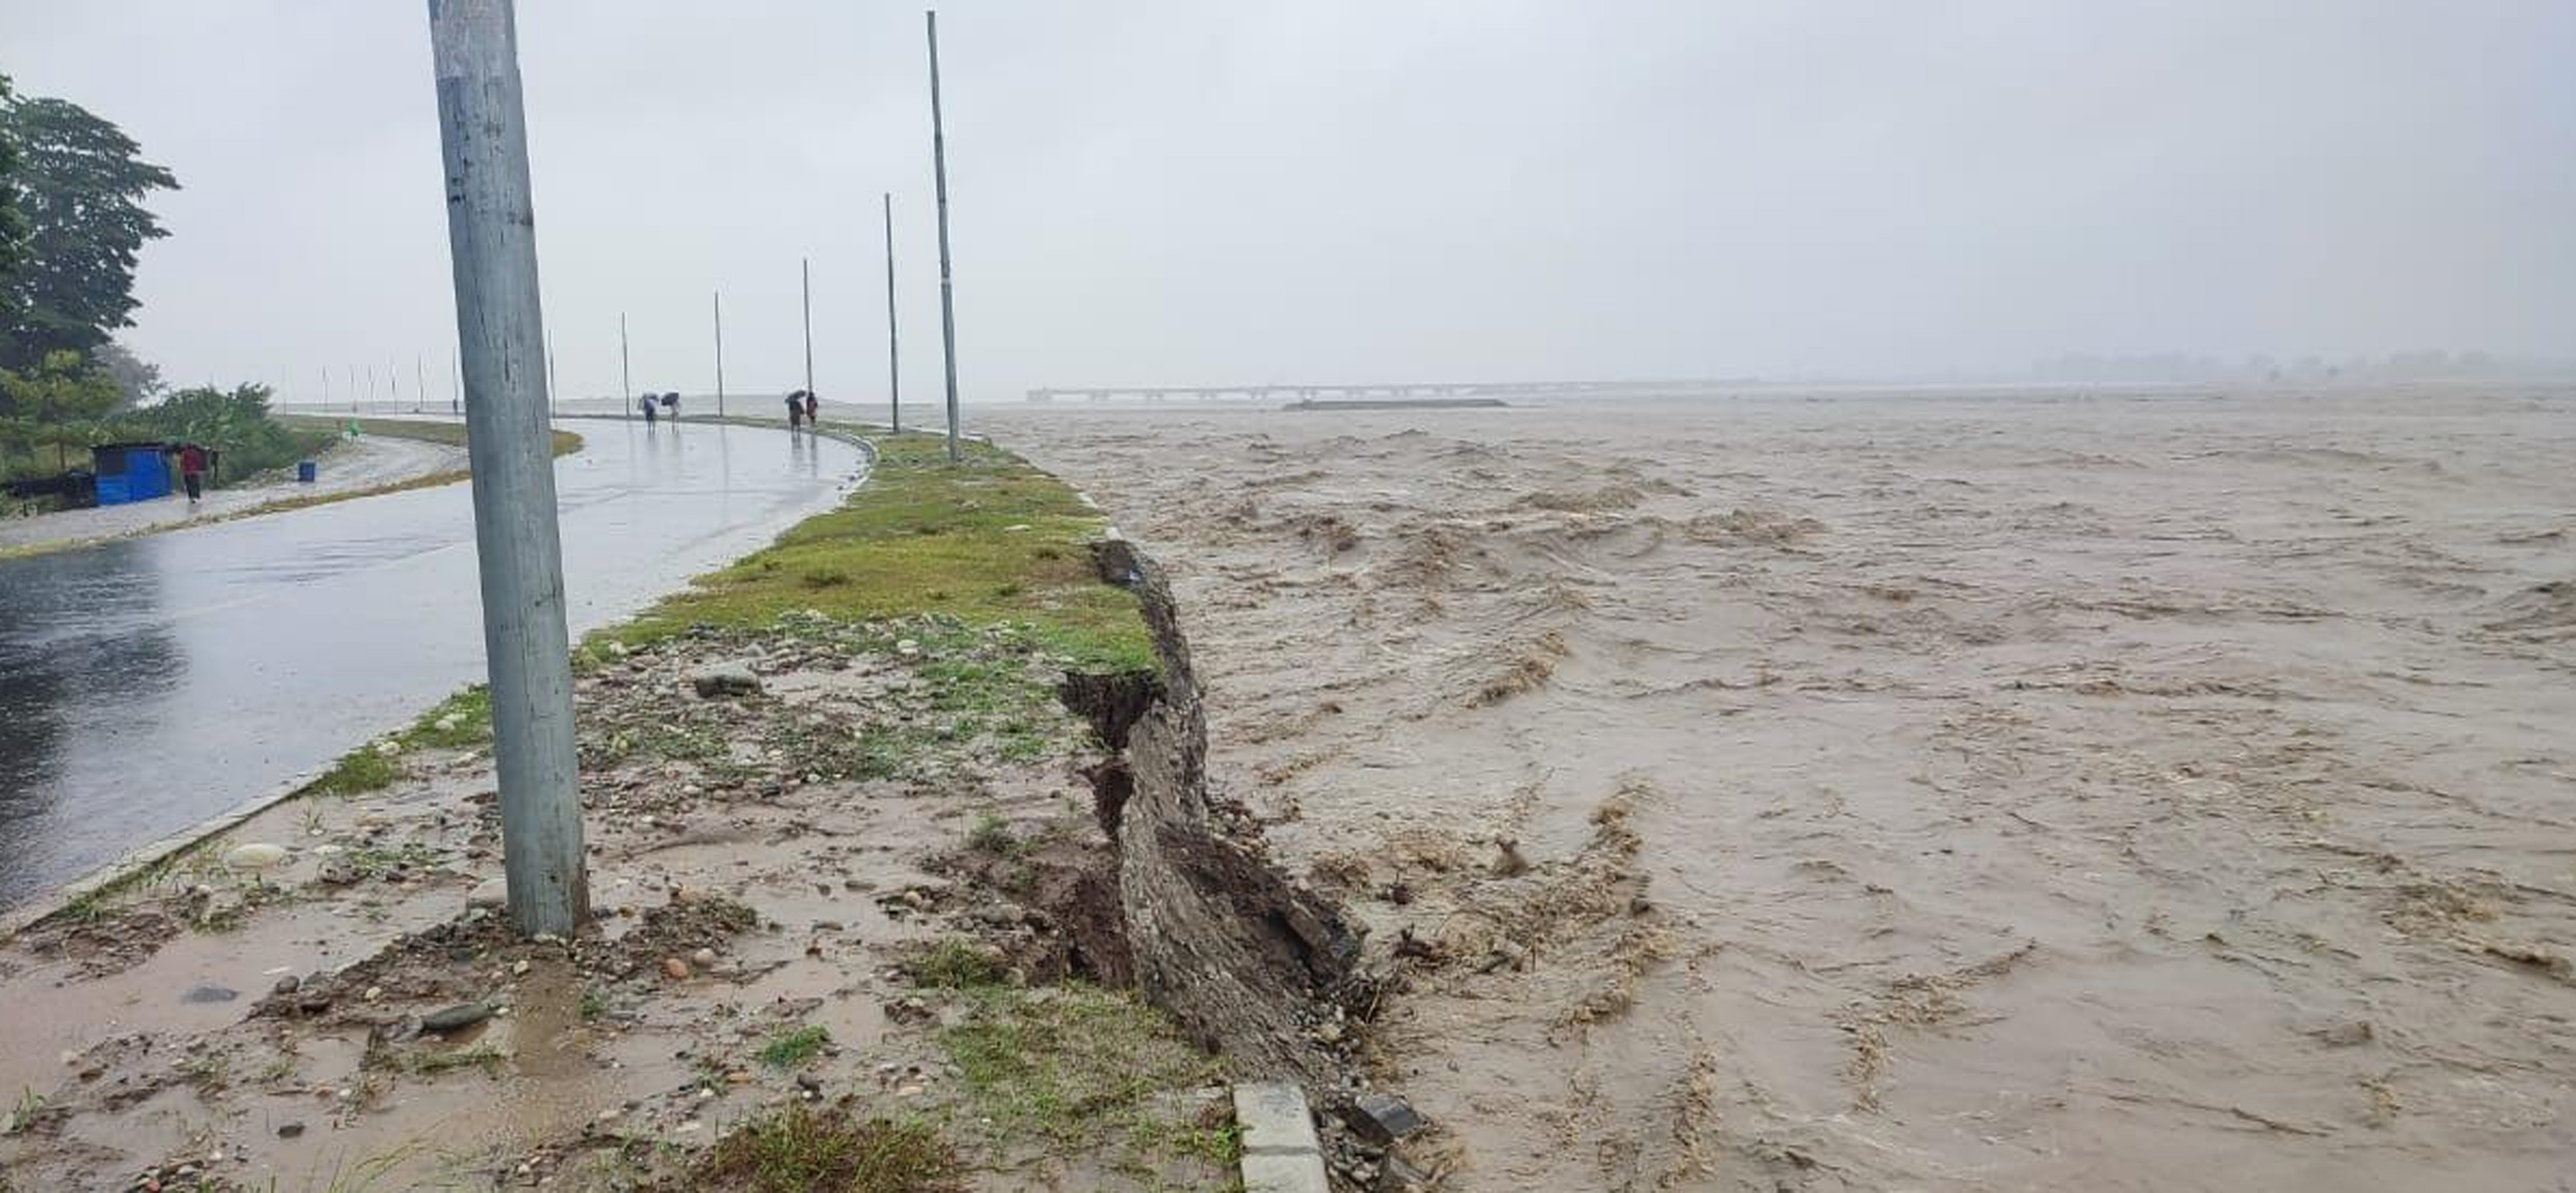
[90,442,172,506]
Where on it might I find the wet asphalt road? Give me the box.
[0,420,864,912]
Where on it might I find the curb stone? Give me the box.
[1235,1081,1330,1193]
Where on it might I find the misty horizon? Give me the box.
[6,1,2572,404]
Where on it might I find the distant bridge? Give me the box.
[1023,379,1750,403]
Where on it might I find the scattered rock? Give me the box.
[276,1121,306,1139]
[895,638,922,657]
[661,957,692,981]
[223,843,290,871]
[1339,1091,1426,1146]
[1383,1154,1433,1191]
[688,661,763,698]
[691,947,718,968]
[433,714,464,734]
[316,861,361,886]
[180,985,239,1005]
[272,975,301,995]
[420,1003,495,1034]
[2312,1020,2376,1047]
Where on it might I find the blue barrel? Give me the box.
[296,459,318,484]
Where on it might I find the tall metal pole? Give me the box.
[545,328,559,417]
[367,363,377,407]
[801,256,816,400]
[427,0,587,936]
[927,9,962,461]
[345,365,356,412]
[449,349,460,417]
[620,312,632,418]
[883,191,901,435]
[321,366,331,410]
[712,290,726,419]
[415,354,427,412]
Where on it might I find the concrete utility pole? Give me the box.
[801,256,816,400]
[415,354,428,412]
[321,366,331,410]
[426,0,587,936]
[620,312,632,417]
[883,191,901,435]
[345,365,356,412]
[449,350,461,417]
[927,9,961,461]
[367,363,377,406]
[712,291,726,419]
[545,328,559,417]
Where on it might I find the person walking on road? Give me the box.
[786,390,806,431]
[803,391,819,428]
[640,394,658,424]
[177,442,210,505]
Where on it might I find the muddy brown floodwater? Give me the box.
[985,388,2576,1192]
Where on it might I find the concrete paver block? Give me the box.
[1234,1081,1322,1157]
[1241,1150,1332,1193]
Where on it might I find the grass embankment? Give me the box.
[301,429,1148,801]
[600,429,1149,671]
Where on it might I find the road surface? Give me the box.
[0,420,864,912]
[0,433,470,555]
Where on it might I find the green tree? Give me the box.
[0,349,121,470]
[94,339,162,407]
[0,72,29,328]
[0,93,177,371]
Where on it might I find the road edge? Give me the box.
[0,423,863,945]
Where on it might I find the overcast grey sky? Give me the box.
[4,1,2571,402]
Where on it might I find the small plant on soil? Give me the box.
[303,744,400,797]
[910,938,1009,990]
[938,985,1223,1147]
[5,1086,44,1134]
[682,1102,961,1193]
[758,1024,831,1069]
[965,814,1019,856]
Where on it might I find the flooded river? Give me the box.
[987,387,2576,1191]
[0,421,863,913]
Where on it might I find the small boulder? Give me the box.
[689,662,763,699]
[661,957,692,981]
[421,1003,493,1034]
[223,842,290,871]
[467,878,508,910]
[180,984,239,1005]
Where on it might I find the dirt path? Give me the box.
[985,388,2576,1192]
[0,434,467,555]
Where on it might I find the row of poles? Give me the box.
[428,1,965,934]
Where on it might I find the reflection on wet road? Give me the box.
[0,420,863,911]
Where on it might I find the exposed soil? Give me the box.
[0,613,1246,1192]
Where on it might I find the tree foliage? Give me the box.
[0,92,177,371]
[0,72,29,327]
[125,381,324,483]
[0,349,121,470]
[94,339,162,407]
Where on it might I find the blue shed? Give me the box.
[91,442,173,506]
